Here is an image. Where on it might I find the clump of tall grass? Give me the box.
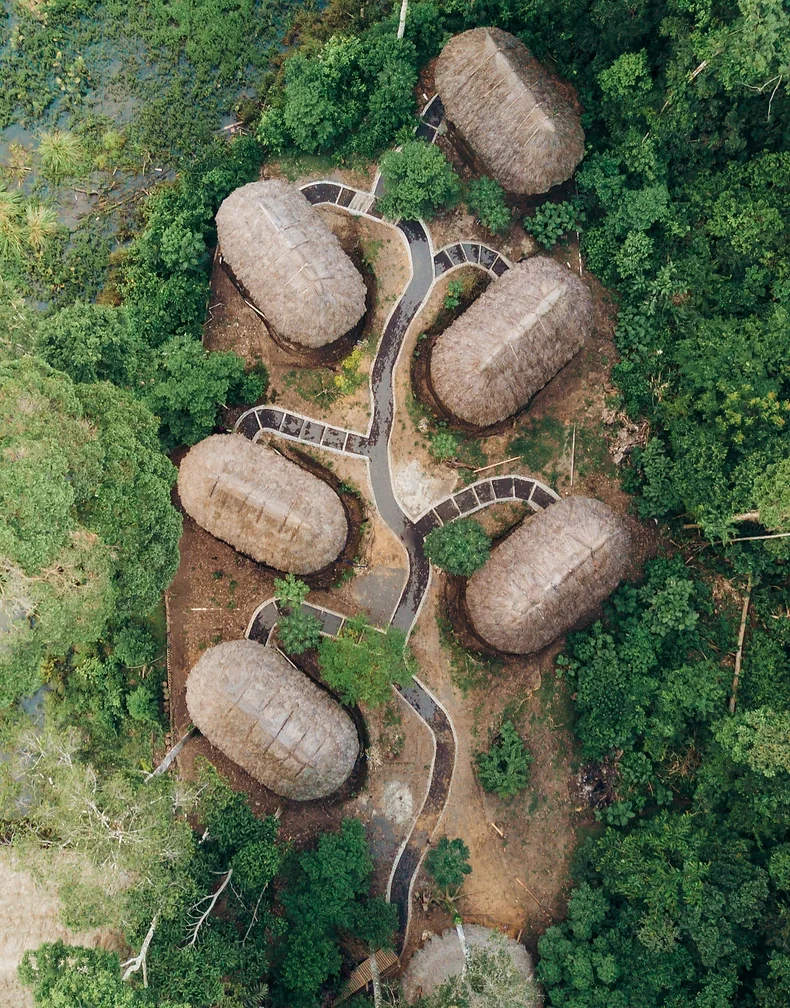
[0,185,25,259]
[37,130,87,182]
[24,204,60,250]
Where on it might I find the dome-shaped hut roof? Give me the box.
[401,925,535,1004]
[186,639,359,800]
[466,497,631,654]
[215,179,366,348]
[430,257,592,428]
[435,27,584,195]
[178,434,348,575]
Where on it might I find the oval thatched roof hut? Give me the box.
[430,257,592,427]
[466,497,631,654]
[215,179,366,348]
[178,434,348,575]
[186,639,359,800]
[435,27,584,194]
[401,925,535,1004]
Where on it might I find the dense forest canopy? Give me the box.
[1,0,790,1004]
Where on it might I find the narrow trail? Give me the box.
[234,116,559,948]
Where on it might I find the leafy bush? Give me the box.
[317,614,416,706]
[430,430,460,460]
[475,720,532,798]
[425,836,472,890]
[278,611,323,656]
[424,519,491,576]
[466,177,511,234]
[443,280,465,310]
[377,141,462,221]
[524,200,584,248]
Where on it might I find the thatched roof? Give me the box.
[430,257,592,427]
[466,497,631,654]
[178,434,348,575]
[215,179,366,348]
[186,639,359,800]
[401,926,534,1004]
[435,27,584,194]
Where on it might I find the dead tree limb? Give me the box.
[145,726,197,780]
[121,915,158,986]
[369,948,383,1008]
[185,869,233,947]
[242,884,269,944]
[729,576,752,714]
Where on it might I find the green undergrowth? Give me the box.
[437,613,503,695]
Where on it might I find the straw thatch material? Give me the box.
[401,926,534,1004]
[435,27,584,194]
[466,497,631,654]
[430,257,592,427]
[186,640,359,800]
[178,434,348,575]
[216,179,366,348]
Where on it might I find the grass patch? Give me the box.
[508,416,567,472]
[437,614,503,695]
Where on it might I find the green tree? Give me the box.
[466,177,511,234]
[425,836,472,891]
[143,336,266,448]
[424,519,491,576]
[276,818,396,1007]
[19,942,145,1008]
[377,141,462,221]
[317,615,416,706]
[475,721,532,799]
[0,358,181,704]
[37,303,149,386]
[429,431,460,461]
[524,200,584,248]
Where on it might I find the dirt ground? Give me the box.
[0,852,114,1007]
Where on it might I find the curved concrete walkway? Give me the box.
[233,108,558,948]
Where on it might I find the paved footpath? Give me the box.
[235,104,559,948]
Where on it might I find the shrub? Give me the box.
[524,199,585,248]
[317,615,416,706]
[377,140,462,221]
[475,720,532,798]
[443,279,465,310]
[278,611,323,656]
[466,177,511,234]
[424,519,491,576]
[430,430,460,461]
[425,836,472,890]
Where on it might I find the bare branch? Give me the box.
[185,868,233,947]
[243,884,269,944]
[121,915,159,986]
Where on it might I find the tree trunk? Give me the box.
[729,576,752,714]
[369,948,383,1008]
[146,726,197,780]
[397,0,408,38]
[456,919,471,973]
